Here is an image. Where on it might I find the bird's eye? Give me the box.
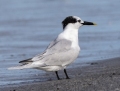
[78,20,81,23]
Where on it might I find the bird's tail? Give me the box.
[8,66,25,70]
[8,64,33,70]
[8,58,33,70]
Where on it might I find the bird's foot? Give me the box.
[66,77,70,79]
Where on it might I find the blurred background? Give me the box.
[0,0,120,86]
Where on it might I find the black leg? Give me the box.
[55,71,60,80]
[64,69,70,79]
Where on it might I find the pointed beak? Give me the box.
[82,21,97,25]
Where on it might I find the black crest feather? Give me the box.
[62,16,77,29]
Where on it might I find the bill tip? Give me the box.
[93,23,97,25]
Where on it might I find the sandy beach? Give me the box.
[0,57,120,91]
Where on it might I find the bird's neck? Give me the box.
[58,27,79,47]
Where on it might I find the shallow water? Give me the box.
[0,0,120,86]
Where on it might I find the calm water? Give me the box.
[0,0,120,86]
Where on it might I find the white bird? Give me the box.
[8,16,96,80]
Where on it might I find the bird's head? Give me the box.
[62,16,96,29]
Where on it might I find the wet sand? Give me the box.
[1,57,120,91]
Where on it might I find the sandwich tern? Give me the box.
[8,16,96,80]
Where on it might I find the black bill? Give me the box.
[82,21,97,25]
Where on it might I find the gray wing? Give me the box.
[32,39,72,66]
[46,39,72,54]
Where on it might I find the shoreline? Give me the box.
[1,57,120,91]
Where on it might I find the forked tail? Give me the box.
[8,58,33,70]
[8,64,33,70]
